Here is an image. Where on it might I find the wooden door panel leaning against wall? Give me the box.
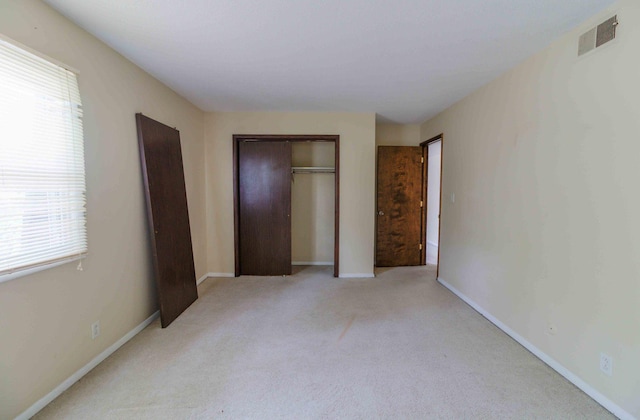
[136,113,198,328]
[376,146,423,267]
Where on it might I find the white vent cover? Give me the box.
[578,15,618,56]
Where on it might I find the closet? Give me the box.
[233,135,339,277]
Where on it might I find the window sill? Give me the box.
[0,254,87,284]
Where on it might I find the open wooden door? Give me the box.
[376,146,423,267]
[136,114,198,328]
[238,140,292,275]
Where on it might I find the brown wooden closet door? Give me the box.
[136,114,198,328]
[238,141,292,275]
[376,146,423,267]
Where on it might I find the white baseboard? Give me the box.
[197,273,209,285]
[197,272,234,285]
[339,273,375,278]
[292,261,333,266]
[437,277,634,420]
[17,310,160,420]
[208,272,235,277]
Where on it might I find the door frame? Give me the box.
[233,134,340,277]
[420,133,444,277]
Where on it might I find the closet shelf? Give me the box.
[291,166,335,174]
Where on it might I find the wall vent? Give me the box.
[578,15,618,56]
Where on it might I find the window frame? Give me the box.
[0,35,87,284]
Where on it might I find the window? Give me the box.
[0,37,86,281]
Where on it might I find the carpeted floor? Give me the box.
[35,265,613,419]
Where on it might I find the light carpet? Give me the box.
[35,265,613,419]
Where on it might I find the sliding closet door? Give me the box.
[238,141,292,275]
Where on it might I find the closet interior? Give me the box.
[291,142,335,268]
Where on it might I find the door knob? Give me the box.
[378,211,384,216]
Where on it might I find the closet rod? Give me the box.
[291,166,335,174]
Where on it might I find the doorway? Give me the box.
[420,134,443,276]
[233,135,340,278]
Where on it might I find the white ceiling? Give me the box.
[44,0,614,124]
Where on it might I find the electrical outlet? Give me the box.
[600,353,613,376]
[91,321,100,340]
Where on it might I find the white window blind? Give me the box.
[0,38,87,279]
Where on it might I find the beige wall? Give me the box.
[421,0,640,416]
[204,112,376,276]
[0,1,206,418]
[375,123,421,146]
[291,143,335,264]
